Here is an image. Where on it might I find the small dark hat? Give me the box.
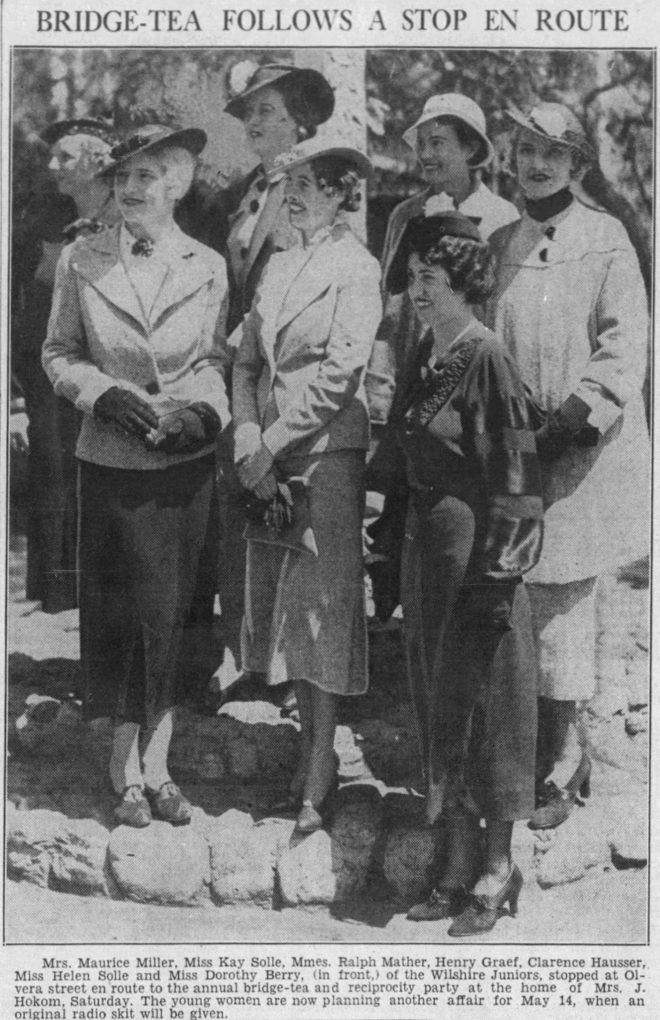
[41,118,117,148]
[224,61,335,124]
[108,123,207,167]
[387,212,484,295]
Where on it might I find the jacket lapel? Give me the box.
[72,226,148,332]
[149,228,215,327]
[275,230,340,336]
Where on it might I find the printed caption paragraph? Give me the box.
[12,952,649,1017]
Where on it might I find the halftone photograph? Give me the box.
[6,44,651,949]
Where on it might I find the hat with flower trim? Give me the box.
[107,123,207,169]
[506,102,596,162]
[268,134,372,179]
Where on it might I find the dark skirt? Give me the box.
[401,493,537,821]
[78,455,215,727]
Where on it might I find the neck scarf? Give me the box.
[525,186,573,222]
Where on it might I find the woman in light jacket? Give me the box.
[43,124,229,828]
[232,136,381,832]
[488,103,649,829]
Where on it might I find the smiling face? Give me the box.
[416,118,477,197]
[515,128,576,199]
[242,85,299,165]
[48,134,108,195]
[284,161,341,240]
[407,252,458,329]
[113,151,176,230]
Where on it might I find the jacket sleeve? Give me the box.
[261,254,383,459]
[183,257,231,427]
[572,232,648,433]
[231,309,266,463]
[41,244,119,414]
[463,340,544,579]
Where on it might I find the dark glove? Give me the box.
[148,402,220,454]
[463,578,520,633]
[535,394,599,461]
[93,386,158,438]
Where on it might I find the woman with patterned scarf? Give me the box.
[372,210,543,935]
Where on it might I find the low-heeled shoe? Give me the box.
[114,786,152,828]
[146,782,193,825]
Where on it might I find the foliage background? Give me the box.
[12,47,652,270]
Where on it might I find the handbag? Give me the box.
[243,478,318,557]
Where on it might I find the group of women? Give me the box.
[33,57,648,936]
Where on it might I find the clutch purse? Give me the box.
[243,478,318,557]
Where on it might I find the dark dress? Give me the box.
[396,321,543,822]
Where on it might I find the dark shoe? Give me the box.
[146,781,193,826]
[407,886,470,921]
[448,865,523,937]
[114,785,152,828]
[528,754,591,830]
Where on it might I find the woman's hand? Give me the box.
[238,442,275,491]
[252,471,279,501]
[93,386,159,438]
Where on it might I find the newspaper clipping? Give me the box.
[2,0,657,1017]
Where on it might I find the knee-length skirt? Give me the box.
[242,449,368,696]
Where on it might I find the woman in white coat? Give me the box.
[43,124,229,828]
[232,137,381,832]
[488,103,649,828]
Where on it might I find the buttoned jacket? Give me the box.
[232,223,382,462]
[42,223,229,470]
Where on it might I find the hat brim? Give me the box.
[403,113,494,168]
[225,67,335,125]
[102,127,207,175]
[41,118,116,148]
[386,212,484,294]
[268,145,372,180]
[505,107,595,161]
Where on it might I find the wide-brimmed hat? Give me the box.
[387,211,485,294]
[506,103,596,162]
[224,61,335,124]
[104,123,207,172]
[268,134,372,179]
[42,117,117,148]
[403,94,494,168]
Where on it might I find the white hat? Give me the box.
[403,93,494,168]
[268,134,372,179]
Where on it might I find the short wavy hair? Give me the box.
[310,155,362,213]
[387,213,494,304]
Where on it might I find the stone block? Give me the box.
[108,822,209,905]
[7,807,67,887]
[210,811,289,907]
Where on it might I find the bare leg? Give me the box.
[109,721,142,794]
[142,708,175,791]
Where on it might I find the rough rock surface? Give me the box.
[7,803,110,895]
[108,822,209,905]
[209,809,287,907]
[383,825,443,902]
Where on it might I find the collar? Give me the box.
[525,187,574,222]
[120,221,179,261]
[428,317,481,367]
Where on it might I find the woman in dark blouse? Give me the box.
[373,211,543,935]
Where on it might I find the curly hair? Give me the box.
[419,236,494,304]
[387,214,494,303]
[309,155,362,212]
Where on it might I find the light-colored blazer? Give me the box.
[42,223,229,470]
[232,223,382,462]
